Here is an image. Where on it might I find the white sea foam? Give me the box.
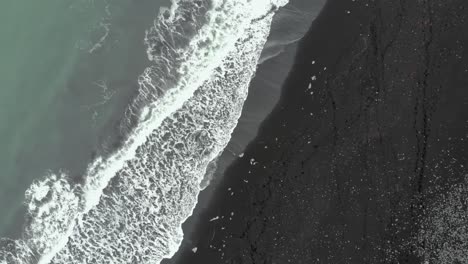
[0,0,287,263]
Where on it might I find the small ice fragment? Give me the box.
[209,216,220,222]
[192,247,198,253]
[311,76,317,81]
[308,83,312,89]
[238,153,244,158]
[312,60,315,64]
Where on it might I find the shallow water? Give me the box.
[206,0,326,185]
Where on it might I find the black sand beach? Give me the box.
[164,0,468,263]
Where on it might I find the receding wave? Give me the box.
[0,0,287,263]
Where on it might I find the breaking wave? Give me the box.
[0,0,288,263]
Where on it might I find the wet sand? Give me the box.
[164,0,468,263]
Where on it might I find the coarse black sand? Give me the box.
[163,0,468,263]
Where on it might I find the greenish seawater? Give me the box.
[0,0,166,238]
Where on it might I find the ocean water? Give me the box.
[0,0,107,235]
[0,0,288,263]
[0,0,168,238]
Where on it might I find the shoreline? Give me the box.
[185,0,327,240]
